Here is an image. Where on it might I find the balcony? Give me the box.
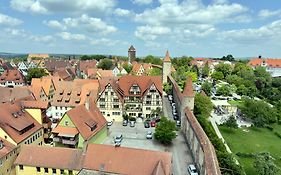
[53,137,61,142]
[62,138,78,145]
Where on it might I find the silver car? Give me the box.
[188,164,198,175]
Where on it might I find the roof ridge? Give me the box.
[182,77,195,97]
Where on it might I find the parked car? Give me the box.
[173,115,178,120]
[122,120,128,126]
[155,117,161,123]
[150,121,156,127]
[144,122,150,128]
[146,131,153,139]
[171,103,176,106]
[168,95,173,101]
[114,141,121,147]
[188,164,198,175]
[130,121,135,127]
[107,121,113,127]
[176,120,181,127]
[114,134,123,143]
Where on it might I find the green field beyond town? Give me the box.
[220,125,281,175]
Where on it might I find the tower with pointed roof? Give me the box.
[162,50,171,84]
[128,45,136,63]
[182,77,195,111]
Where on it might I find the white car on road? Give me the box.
[188,164,198,175]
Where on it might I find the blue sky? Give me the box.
[0,0,281,58]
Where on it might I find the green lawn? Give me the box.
[219,125,281,175]
[227,100,244,107]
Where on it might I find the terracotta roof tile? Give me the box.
[52,126,79,137]
[0,87,33,103]
[117,75,162,96]
[0,101,42,144]
[83,144,172,175]
[163,50,171,62]
[182,77,195,97]
[0,138,17,159]
[248,58,281,68]
[0,70,25,83]
[51,79,99,107]
[21,100,48,109]
[80,60,97,73]
[64,100,107,140]
[14,145,83,170]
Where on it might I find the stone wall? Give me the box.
[168,75,220,175]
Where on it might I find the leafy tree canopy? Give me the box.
[254,152,280,175]
[215,63,232,78]
[194,93,213,116]
[80,54,106,61]
[97,58,113,70]
[201,81,212,96]
[143,55,162,65]
[154,117,177,145]
[26,68,48,83]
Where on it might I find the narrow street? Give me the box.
[163,95,194,175]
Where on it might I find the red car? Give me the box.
[150,121,156,127]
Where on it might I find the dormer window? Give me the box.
[12,113,18,118]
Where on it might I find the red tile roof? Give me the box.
[182,77,195,97]
[117,75,162,97]
[248,58,281,68]
[163,50,171,62]
[83,144,172,175]
[21,100,48,109]
[0,86,34,103]
[0,101,42,144]
[0,138,17,159]
[52,126,79,137]
[64,99,107,140]
[14,145,83,170]
[0,70,24,83]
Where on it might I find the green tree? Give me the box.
[223,115,238,129]
[211,71,224,80]
[221,54,235,61]
[26,68,48,83]
[163,83,172,94]
[97,58,113,70]
[123,63,132,73]
[226,75,244,87]
[202,64,210,78]
[215,63,232,78]
[194,93,213,116]
[186,71,197,82]
[237,84,248,96]
[240,99,278,127]
[254,67,272,92]
[254,152,279,175]
[143,55,162,65]
[154,117,177,145]
[148,68,162,76]
[216,84,232,96]
[201,81,212,96]
[81,54,106,61]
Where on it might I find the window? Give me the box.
[113,98,119,102]
[146,107,151,110]
[19,165,24,170]
[69,170,73,175]
[36,167,41,172]
[146,101,151,105]
[52,168,56,174]
[100,104,105,109]
[60,169,64,174]
[65,121,69,126]
[44,168,48,173]
[147,95,151,99]
[113,105,119,109]
[111,92,114,95]
[99,98,105,102]
[156,101,160,105]
[156,95,159,98]
[105,92,108,95]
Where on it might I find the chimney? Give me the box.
[0,140,4,149]
[85,98,90,110]
[258,55,262,59]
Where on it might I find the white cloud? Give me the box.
[10,0,116,14]
[135,0,248,25]
[57,32,86,41]
[114,8,133,17]
[29,35,54,42]
[43,20,66,30]
[62,14,117,35]
[90,38,121,46]
[0,13,22,26]
[133,0,153,5]
[10,0,48,14]
[135,25,171,40]
[220,19,281,42]
[258,9,281,19]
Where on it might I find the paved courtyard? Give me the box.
[103,95,194,175]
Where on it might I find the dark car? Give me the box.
[122,120,128,126]
[144,122,150,128]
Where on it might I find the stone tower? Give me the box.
[162,50,171,84]
[128,45,136,63]
[182,77,195,111]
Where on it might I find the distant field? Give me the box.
[219,125,281,175]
